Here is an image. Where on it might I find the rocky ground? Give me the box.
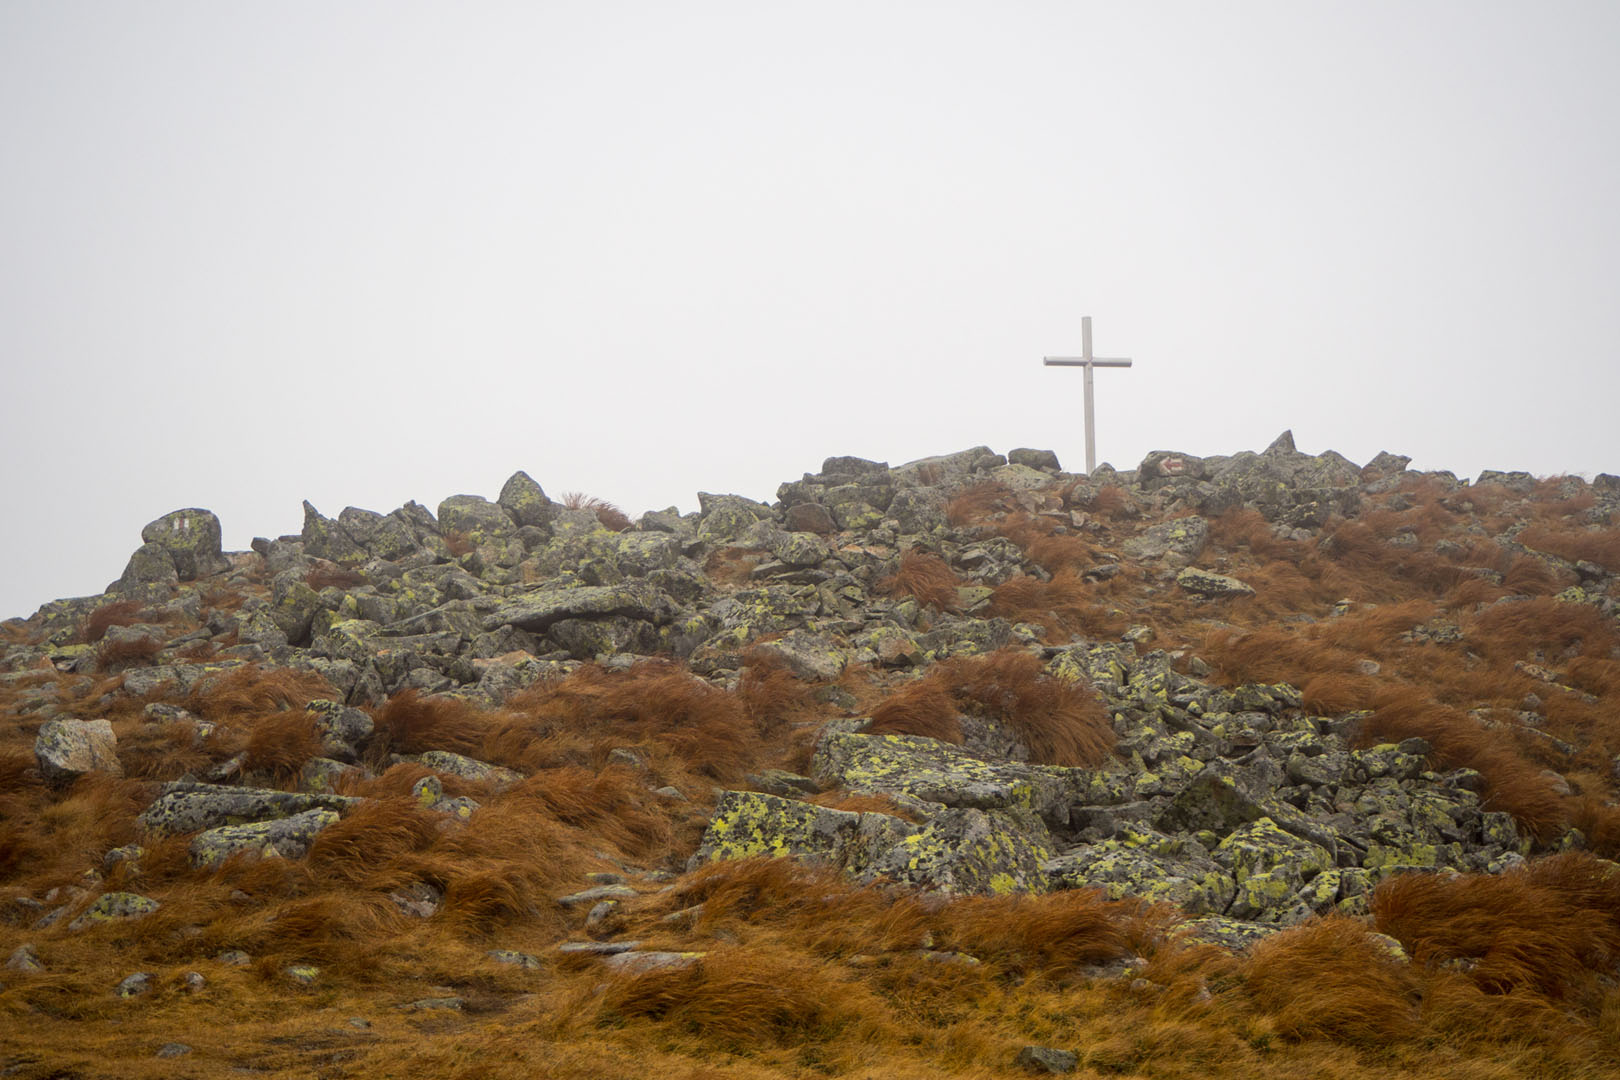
[2,433,1618,1078]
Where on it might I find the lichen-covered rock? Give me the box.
[811,731,1076,825]
[138,783,359,836]
[190,807,340,867]
[1121,517,1209,568]
[306,699,373,761]
[695,492,774,543]
[68,892,160,930]
[1216,818,1334,923]
[301,501,368,565]
[686,790,913,870]
[498,471,557,530]
[746,629,847,682]
[860,807,1054,895]
[35,718,122,786]
[484,582,678,634]
[418,750,521,787]
[114,542,180,594]
[1046,831,1236,915]
[139,508,230,581]
[1175,567,1255,599]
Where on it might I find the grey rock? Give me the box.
[498,470,557,529]
[35,717,122,786]
[6,944,43,971]
[115,971,156,998]
[602,950,704,974]
[1008,448,1062,472]
[1121,517,1209,568]
[139,783,359,836]
[155,1043,193,1058]
[69,891,160,930]
[1016,1045,1079,1073]
[140,508,230,581]
[115,542,180,593]
[1175,567,1256,599]
[190,807,340,867]
[485,581,678,633]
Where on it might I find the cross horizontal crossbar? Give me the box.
[1043,357,1133,368]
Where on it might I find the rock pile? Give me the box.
[5,433,1619,949]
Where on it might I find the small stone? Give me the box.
[69,891,161,930]
[216,949,251,966]
[556,884,636,908]
[115,971,156,998]
[1015,1045,1079,1074]
[585,900,618,927]
[182,971,206,992]
[487,949,542,969]
[155,1043,192,1058]
[6,945,43,972]
[601,950,703,974]
[400,997,465,1011]
[556,940,642,956]
[283,965,319,986]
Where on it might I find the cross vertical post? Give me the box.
[1044,316,1133,475]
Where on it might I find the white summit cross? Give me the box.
[1043,316,1133,475]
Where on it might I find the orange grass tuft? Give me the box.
[1245,915,1421,1044]
[79,600,143,644]
[1372,854,1620,999]
[866,649,1113,767]
[877,550,964,613]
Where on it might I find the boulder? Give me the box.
[484,582,678,634]
[1121,517,1209,568]
[68,892,160,930]
[114,542,180,594]
[190,807,341,867]
[497,471,556,529]
[811,731,1075,825]
[301,501,369,565]
[138,783,359,836]
[35,718,122,786]
[1175,567,1256,599]
[139,509,229,581]
[860,807,1055,895]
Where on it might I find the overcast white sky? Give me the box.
[3,1,1618,620]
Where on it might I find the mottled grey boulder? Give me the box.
[859,807,1054,895]
[68,892,160,930]
[138,783,359,836]
[696,493,775,543]
[1138,450,1207,482]
[485,581,678,633]
[190,807,340,867]
[1047,830,1236,915]
[306,699,373,761]
[1121,517,1209,568]
[1008,448,1061,472]
[497,471,556,529]
[300,501,368,565]
[115,542,180,593]
[437,494,517,541]
[810,732,1078,825]
[35,718,122,786]
[139,508,229,581]
[687,790,899,870]
[418,750,521,787]
[746,629,847,682]
[1175,567,1255,599]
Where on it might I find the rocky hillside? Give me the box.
[2,432,1618,1079]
